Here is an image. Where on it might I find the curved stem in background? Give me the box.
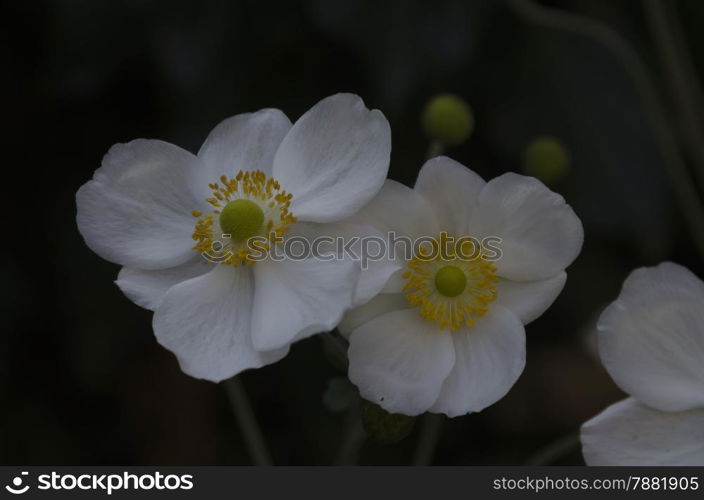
[321,330,349,369]
[525,432,581,465]
[643,0,704,194]
[412,413,444,465]
[334,409,367,465]
[508,0,704,261]
[222,377,274,466]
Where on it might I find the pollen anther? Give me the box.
[403,236,498,331]
[191,170,296,266]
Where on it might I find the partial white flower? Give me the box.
[77,93,395,382]
[340,156,583,416]
[581,262,704,465]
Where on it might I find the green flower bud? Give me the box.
[522,136,570,186]
[360,400,415,444]
[422,94,474,146]
[323,377,359,413]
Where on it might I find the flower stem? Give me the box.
[525,432,581,465]
[321,330,349,370]
[412,413,444,465]
[642,0,704,195]
[222,376,273,466]
[334,408,366,465]
[509,0,704,261]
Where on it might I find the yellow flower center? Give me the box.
[434,265,467,297]
[403,236,498,331]
[192,170,296,266]
[219,199,265,242]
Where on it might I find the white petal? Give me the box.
[116,258,212,311]
[469,173,583,281]
[581,398,704,465]
[288,221,402,307]
[352,179,441,240]
[349,180,440,294]
[494,272,567,325]
[414,156,485,235]
[380,269,407,294]
[348,309,455,416]
[273,93,391,222]
[250,255,359,351]
[430,306,526,417]
[198,108,291,178]
[598,262,704,411]
[76,139,209,270]
[153,265,288,382]
[338,293,410,338]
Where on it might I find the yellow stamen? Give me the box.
[403,236,498,331]
[191,170,296,266]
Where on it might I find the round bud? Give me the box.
[323,377,359,413]
[522,136,570,185]
[360,400,415,444]
[422,94,474,146]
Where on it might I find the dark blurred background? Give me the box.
[3,0,704,465]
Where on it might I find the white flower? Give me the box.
[76,94,395,382]
[340,156,583,416]
[581,262,704,465]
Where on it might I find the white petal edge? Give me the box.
[494,272,567,325]
[348,308,455,416]
[430,306,526,417]
[285,221,402,307]
[153,265,288,382]
[198,108,292,178]
[116,258,212,311]
[581,397,704,465]
[598,262,704,411]
[77,139,210,270]
[352,179,441,240]
[349,179,440,294]
[250,254,359,352]
[338,292,411,338]
[469,173,583,281]
[273,93,391,223]
[414,156,486,235]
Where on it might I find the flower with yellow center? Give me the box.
[77,94,396,382]
[340,156,583,416]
